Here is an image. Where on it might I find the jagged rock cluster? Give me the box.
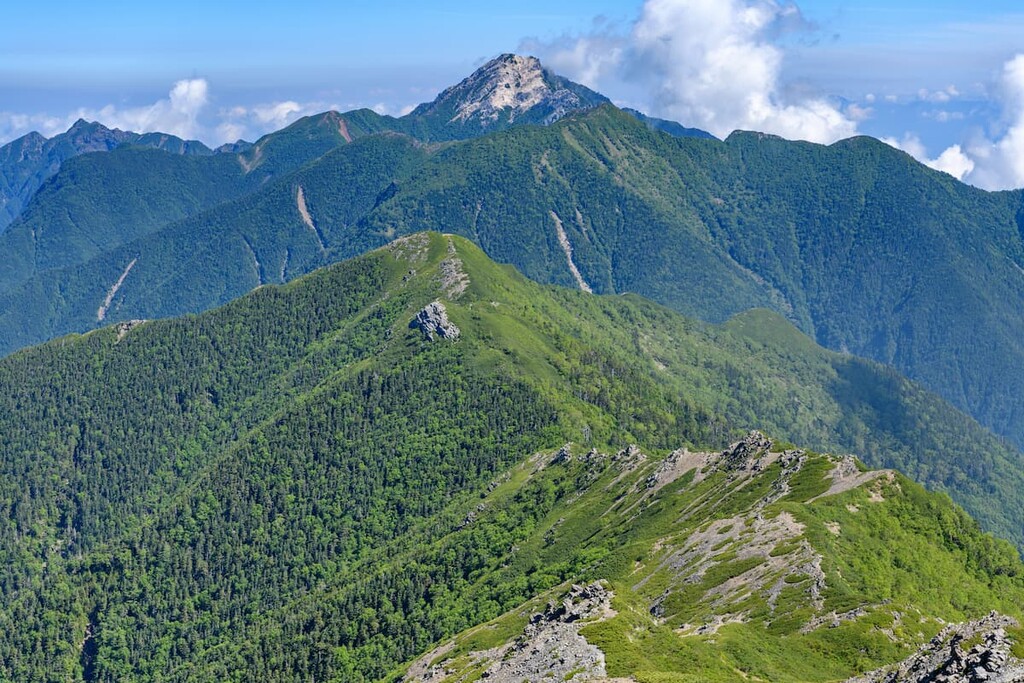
[403,583,613,683]
[848,613,1024,683]
[412,301,460,341]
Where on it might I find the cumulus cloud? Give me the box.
[881,133,975,181]
[955,54,1024,190]
[78,78,210,140]
[847,103,873,122]
[917,85,960,103]
[215,100,325,144]
[930,144,975,179]
[0,79,211,145]
[523,0,857,144]
[0,112,68,142]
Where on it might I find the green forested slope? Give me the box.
[0,234,1021,682]
[0,148,252,292]
[0,119,212,232]
[0,133,429,352]
[4,104,1021,460]
[0,109,395,299]
[355,109,1024,453]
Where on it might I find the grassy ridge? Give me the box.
[0,234,1021,681]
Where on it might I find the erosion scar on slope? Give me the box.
[296,186,326,254]
[550,210,593,293]
[241,236,264,285]
[97,258,138,322]
[337,117,352,143]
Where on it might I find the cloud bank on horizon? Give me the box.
[525,0,1024,191]
[0,82,413,149]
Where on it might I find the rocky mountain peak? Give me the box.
[407,53,609,132]
[449,54,550,123]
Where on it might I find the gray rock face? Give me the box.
[403,582,614,683]
[412,301,460,341]
[848,613,1024,683]
[405,53,610,137]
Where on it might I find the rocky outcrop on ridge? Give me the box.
[848,613,1024,683]
[403,582,614,683]
[412,301,460,341]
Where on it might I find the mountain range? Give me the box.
[0,55,1021,463]
[2,53,1024,681]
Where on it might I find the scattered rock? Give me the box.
[721,430,774,469]
[115,319,146,341]
[438,236,470,298]
[389,233,431,265]
[552,443,574,465]
[402,583,615,683]
[847,613,1024,683]
[412,301,460,341]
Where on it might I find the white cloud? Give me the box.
[0,112,67,142]
[214,99,347,145]
[524,0,857,144]
[76,78,210,140]
[917,85,960,103]
[251,101,304,126]
[527,33,624,89]
[926,110,965,123]
[896,55,1024,190]
[367,101,418,117]
[930,144,975,179]
[0,79,389,148]
[1,79,211,145]
[880,133,974,181]
[881,133,928,161]
[955,54,1024,190]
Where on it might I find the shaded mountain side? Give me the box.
[0,148,252,289]
[1,234,1023,681]
[0,109,394,297]
[0,119,212,232]
[0,133,430,349]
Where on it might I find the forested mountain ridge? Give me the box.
[0,233,1023,682]
[360,107,1024,449]
[4,96,1023,459]
[0,118,212,232]
[0,108,397,299]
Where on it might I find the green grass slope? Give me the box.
[0,234,1021,682]
[356,108,1024,455]
[395,436,1024,683]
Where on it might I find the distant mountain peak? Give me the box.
[406,53,609,137]
[449,54,553,123]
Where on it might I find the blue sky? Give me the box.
[3,1,1024,188]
